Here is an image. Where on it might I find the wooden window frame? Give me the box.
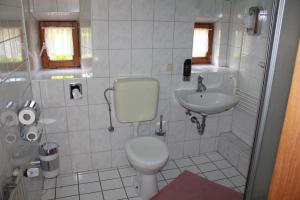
[192,23,214,64]
[39,21,80,69]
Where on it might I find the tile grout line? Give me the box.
[97,169,106,200]
[117,168,130,200]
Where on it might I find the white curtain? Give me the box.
[44,27,74,60]
[192,28,209,58]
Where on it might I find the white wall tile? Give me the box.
[91,151,112,169]
[40,79,65,107]
[132,0,154,20]
[92,0,108,20]
[152,49,172,75]
[199,137,218,153]
[72,153,92,172]
[109,50,131,77]
[153,22,174,48]
[88,104,109,129]
[92,21,108,49]
[167,142,184,159]
[174,22,194,48]
[112,150,130,167]
[154,0,175,21]
[43,107,68,133]
[132,21,153,49]
[111,127,132,150]
[87,78,109,104]
[69,131,90,154]
[92,50,109,77]
[175,0,199,22]
[167,121,185,143]
[131,49,152,75]
[183,140,200,156]
[66,106,90,131]
[90,129,111,152]
[109,21,131,49]
[109,0,131,20]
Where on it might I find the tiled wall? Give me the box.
[29,0,236,174]
[0,0,33,196]
[227,0,273,146]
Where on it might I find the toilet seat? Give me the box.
[125,136,169,173]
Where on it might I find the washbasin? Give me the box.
[175,89,239,115]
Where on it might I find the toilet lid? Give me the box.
[126,137,169,168]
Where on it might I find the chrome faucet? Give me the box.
[196,75,207,92]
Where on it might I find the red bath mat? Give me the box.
[151,171,243,200]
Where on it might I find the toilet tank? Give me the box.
[113,78,159,123]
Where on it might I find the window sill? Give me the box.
[192,64,236,74]
[31,68,92,80]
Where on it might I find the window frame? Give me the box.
[39,21,80,69]
[192,23,214,65]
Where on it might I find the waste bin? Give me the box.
[39,142,59,178]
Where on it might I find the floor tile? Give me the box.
[198,163,217,172]
[57,195,79,200]
[157,173,164,181]
[79,182,101,194]
[204,170,226,181]
[190,155,210,164]
[80,192,103,200]
[119,167,136,177]
[56,196,79,200]
[229,176,246,187]
[99,169,120,180]
[222,167,240,178]
[238,186,245,193]
[122,176,136,187]
[162,160,177,170]
[206,152,224,161]
[43,178,56,189]
[103,188,127,200]
[56,174,78,187]
[125,186,138,198]
[214,160,232,169]
[41,189,55,200]
[56,185,78,199]
[78,172,99,184]
[101,178,123,190]
[180,165,201,174]
[174,158,194,167]
[161,169,181,180]
[129,197,143,200]
[216,179,235,188]
[157,180,168,190]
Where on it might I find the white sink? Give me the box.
[175,89,239,115]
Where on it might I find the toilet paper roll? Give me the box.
[4,127,20,144]
[21,125,42,142]
[0,101,19,127]
[18,100,40,125]
[72,88,82,99]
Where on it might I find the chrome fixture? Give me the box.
[104,88,114,132]
[245,7,268,36]
[155,114,166,136]
[186,110,206,135]
[196,75,207,92]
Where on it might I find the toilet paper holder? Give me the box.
[70,83,82,99]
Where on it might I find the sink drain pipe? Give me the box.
[186,110,207,135]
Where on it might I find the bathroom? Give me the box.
[0,0,299,200]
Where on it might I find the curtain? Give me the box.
[192,28,209,58]
[44,27,74,61]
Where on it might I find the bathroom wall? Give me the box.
[0,0,33,196]
[31,0,237,174]
[227,0,273,146]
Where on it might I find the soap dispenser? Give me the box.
[183,59,192,81]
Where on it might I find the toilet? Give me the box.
[113,78,169,200]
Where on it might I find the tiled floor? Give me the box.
[41,152,246,200]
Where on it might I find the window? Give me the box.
[39,21,80,69]
[192,23,214,64]
[0,27,23,63]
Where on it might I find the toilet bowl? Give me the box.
[125,136,169,200]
